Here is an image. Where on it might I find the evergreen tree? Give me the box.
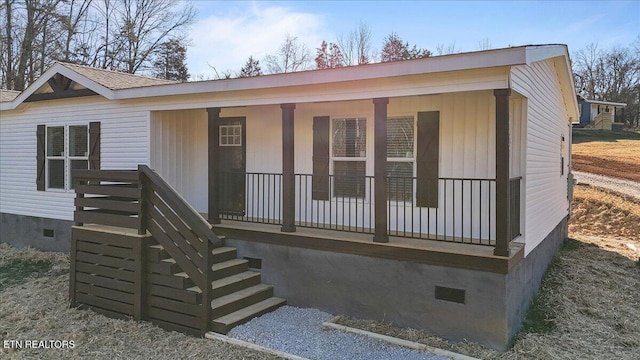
[238,56,263,77]
[152,39,189,82]
[380,32,430,63]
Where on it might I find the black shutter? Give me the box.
[89,122,100,170]
[36,125,46,191]
[312,116,330,200]
[416,111,439,207]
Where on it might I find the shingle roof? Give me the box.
[0,89,21,102]
[58,62,178,90]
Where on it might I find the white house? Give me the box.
[0,44,578,350]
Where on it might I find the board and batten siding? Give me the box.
[151,92,509,239]
[0,96,151,221]
[511,59,571,255]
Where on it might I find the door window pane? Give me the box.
[47,127,64,156]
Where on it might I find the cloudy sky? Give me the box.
[186,0,640,79]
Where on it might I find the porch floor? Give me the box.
[211,220,524,274]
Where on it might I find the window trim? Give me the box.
[45,124,89,191]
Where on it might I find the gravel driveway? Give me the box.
[228,306,451,360]
[573,171,640,200]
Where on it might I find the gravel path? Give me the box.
[228,306,451,360]
[573,171,640,200]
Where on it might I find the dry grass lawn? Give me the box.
[572,130,640,182]
[0,245,278,360]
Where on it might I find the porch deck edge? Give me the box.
[212,223,523,274]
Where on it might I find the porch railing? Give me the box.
[387,177,496,245]
[217,172,511,246]
[295,174,375,233]
[509,177,522,240]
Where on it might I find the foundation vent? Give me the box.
[43,229,54,238]
[435,286,465,304]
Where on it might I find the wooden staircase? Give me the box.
[70,166,285,337]
[147,239,285,334]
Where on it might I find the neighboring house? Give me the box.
[0,45,578,351]
[576,96,627,129]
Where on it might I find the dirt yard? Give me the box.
[572,130,640,182]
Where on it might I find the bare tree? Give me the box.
[337,21,373,65]
[477,37,492,51]
[435,42,461,55]
[263,34,310,74]
[113,0,196,74]
[573,41,640,127]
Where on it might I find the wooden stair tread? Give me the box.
[211,246,235,255]
[211,271,260,289]
[212,297,286,333]
[211,284,272,308]
[211,258,247,271]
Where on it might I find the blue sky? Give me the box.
[186,0,640,78]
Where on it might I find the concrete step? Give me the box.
[210,284,273,317]
[211,271,261,298]
[211,297,286,334]
[211,258,248,281]
[211,246,237,263]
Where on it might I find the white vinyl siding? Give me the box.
[511,59,571,255]
[0,96,150,221]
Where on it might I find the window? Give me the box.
[387,116,414,201]
[220,125,242,146]
[332,118,366,198]
[45,125,89,190]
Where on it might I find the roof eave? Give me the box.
[115,46,530,100]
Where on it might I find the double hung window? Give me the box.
[387,116,414,202]
[46,125,89,190]
[332,118,366,198]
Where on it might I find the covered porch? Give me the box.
[150,89,525,259]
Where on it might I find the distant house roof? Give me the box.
[0,89,20,102]
[578,97,627,108]
[58,63,177,90]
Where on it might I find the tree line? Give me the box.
[1,1,638,128]
[1,0,195,90]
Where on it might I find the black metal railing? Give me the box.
[509,177,522,240]
[218,172,282,224]
[387,177,496,245]
[218,172,506,246]
[295,174,374,233]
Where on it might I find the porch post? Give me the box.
[281,103,296,232]
[373,97,389,243]
[494,89,511,256]
[207,107,221,224]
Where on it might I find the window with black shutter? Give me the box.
[416,111,440,208]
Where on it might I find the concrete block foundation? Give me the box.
[226,215,569,351]
[0,212,73,252]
